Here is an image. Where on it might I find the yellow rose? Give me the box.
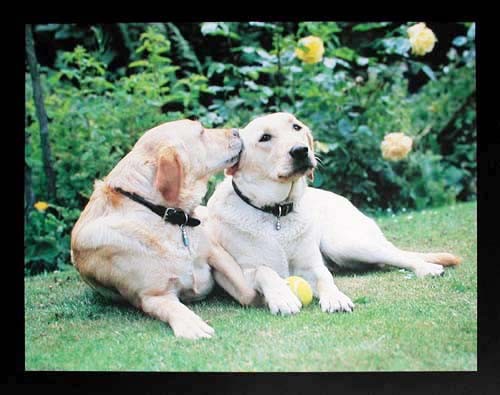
[407,22,437,56]
[34,201,49,212]
[295,36,325,64]
[381,133,413,161]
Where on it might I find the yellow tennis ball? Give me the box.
[286,276,313,306]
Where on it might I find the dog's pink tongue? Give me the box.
[226,162,239,176]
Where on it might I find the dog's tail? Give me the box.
[417,252,462,266]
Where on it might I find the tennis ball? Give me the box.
[286,276,313,306]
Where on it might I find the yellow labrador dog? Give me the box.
[71,119,249,339]
[207,112,461,315]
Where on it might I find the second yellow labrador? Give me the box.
[71,119,255,339]
[207,112,461,315]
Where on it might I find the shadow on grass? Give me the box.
[77,289,145,321]
[79,282,247,324]
[70,262,411,323]
[327,261,394,276]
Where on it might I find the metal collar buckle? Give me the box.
[162,207,175,221]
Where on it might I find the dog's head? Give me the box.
[227,112,316,183]
[135,119,242,207]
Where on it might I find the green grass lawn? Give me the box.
[25,201,477,371]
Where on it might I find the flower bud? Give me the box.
[34,201,49,212]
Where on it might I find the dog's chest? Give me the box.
[228,200,314,252]
[267,212,310,243]
[146,220,213,297]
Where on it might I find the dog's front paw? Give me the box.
[320,290,354,313]
[265,283,302,316]
[415,262,444,277]
[169,309,215,340]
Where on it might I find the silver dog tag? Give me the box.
[181,224,189,247]
[275,206,282,231]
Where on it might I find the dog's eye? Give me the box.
[292,124,302,131]
[259,133,272,142]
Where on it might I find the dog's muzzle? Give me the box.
[289,145,314,174]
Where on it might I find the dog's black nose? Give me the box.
[289,145,309,160]
[232,128,240,138]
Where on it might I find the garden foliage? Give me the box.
[25,22,476,274]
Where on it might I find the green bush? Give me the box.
[25,22,476,274]
[25,204,80,275]
[201,22,476,212]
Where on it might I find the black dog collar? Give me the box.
[114,187,200,247]
[231,179,293,230]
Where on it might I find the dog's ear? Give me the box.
[155,146,183,205]
[306,131,315,182]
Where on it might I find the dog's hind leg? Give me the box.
[317,207,460,277]
[405,251,462,267]
[308,187,461,276]
[320,233,457,277]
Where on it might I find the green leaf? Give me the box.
[244,81,259,90]
[323,58,336,69]
[382,37,411,57]
[338,118,354,137]
[248,22,279,30]
[206,62,227,77]
[261,86,274,97]
[256,49,277,62]
[443,166,464,185]
[200,22,219,35]
[311,171,324,187]
[452,36,467,47]
[352,22,390,32]
[241,47,256,54]
[332,47,357,62]
[356,56,369,66]
[467,23,475,40]
[200,22,240,40]
[35,24,61,32]
[333,57,350,69]
[128,60,149,68]
[240,66,260,79]
[421,65,436,80]
[357,125,372,136]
